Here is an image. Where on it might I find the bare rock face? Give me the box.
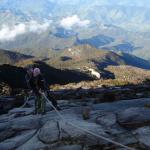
[117,107,150,129]
[0,130,36,150]
[10,115,41,131]
[133,126,150,150]
[8,108,34,117]
[96,112,116,127]
[38,121,60,144]
[16,133,49,150]
[0,126,16,142]
[0,98,150,150]
[38,119,108,147]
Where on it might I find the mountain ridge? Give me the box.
[44,45,150,70]
[0,49,33,65]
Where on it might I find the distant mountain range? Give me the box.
[0,0,150,60]
[43,45,150,70]
[0,46,150,87]
[1,45,150,70]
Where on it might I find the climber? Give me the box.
[33,67,61,113]
[31,67,46,114]
[25,66,60,114]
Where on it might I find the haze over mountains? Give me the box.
[0,0,150,60]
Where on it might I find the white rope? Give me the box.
[21,93,34,108]
[21,96,30,108]
[42,93,137,150]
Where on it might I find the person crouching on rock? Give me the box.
[33,68,61,112]
[25,66,46,114]
[33,68,46,115]
[25,66,60,114]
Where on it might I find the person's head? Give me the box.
[25,65,34,75]
[33,68,41,77]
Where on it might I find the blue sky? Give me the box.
[0,0,150,6]
[0,0,150,11]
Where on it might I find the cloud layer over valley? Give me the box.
[0,20,52,41]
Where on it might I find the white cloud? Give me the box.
[60,15,90,29]
[28,20,51,33]
[0,24,26,41]
[0,20,52,41]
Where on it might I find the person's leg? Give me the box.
[46,91,61,110]
[37,95,41,114]
[46,91,57,107]
[40,95,46,115]
[34,96,39,114]
[34,90,40,114]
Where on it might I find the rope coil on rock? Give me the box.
[42,93,137,150]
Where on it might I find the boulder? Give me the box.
[96,112,116,127]
[38,119,108,147]
[69,120,105,145]
[11,115,41,131]
[117,107,150,129]
[113,132,138,146]
[133,126,150,150]
[38,121,60,144]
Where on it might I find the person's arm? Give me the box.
[39,75,47,91]
[25,74,31,90]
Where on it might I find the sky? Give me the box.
[0,0,150,7]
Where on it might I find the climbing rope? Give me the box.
[20,96,30,108]
[42,93,137,150]
[21,92,35,108]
